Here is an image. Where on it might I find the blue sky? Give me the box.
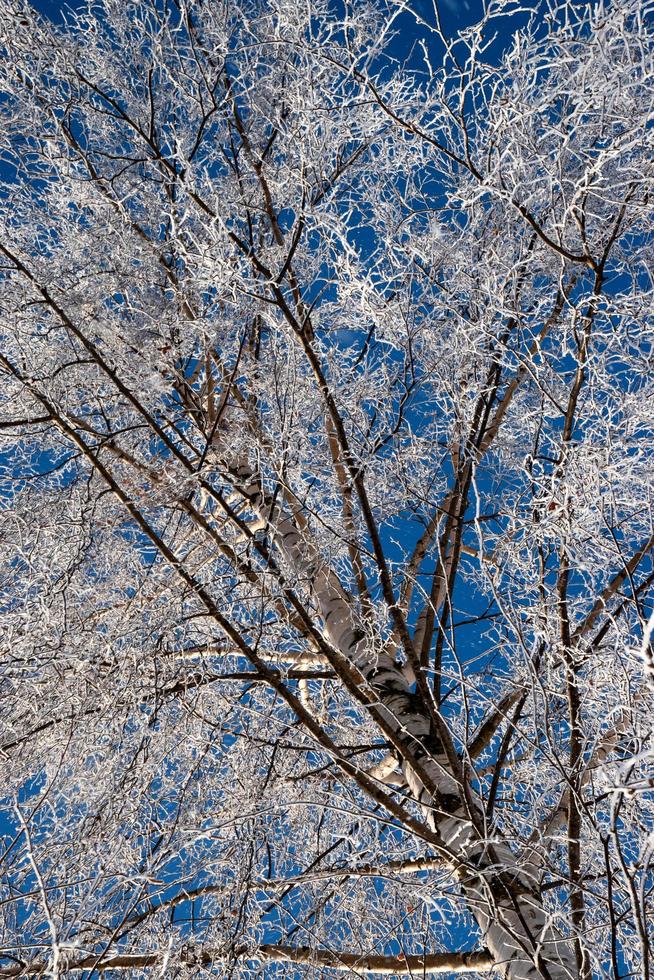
[31,0,487,40]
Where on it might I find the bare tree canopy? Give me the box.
[1,0,653,977]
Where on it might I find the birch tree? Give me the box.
[1,0,653,977]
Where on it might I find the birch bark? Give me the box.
[223,458,577,980]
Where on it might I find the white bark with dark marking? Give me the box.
[226,462,577,980]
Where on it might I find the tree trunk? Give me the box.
[232,465,578,980]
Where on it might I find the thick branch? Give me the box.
[0,945,495,977]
